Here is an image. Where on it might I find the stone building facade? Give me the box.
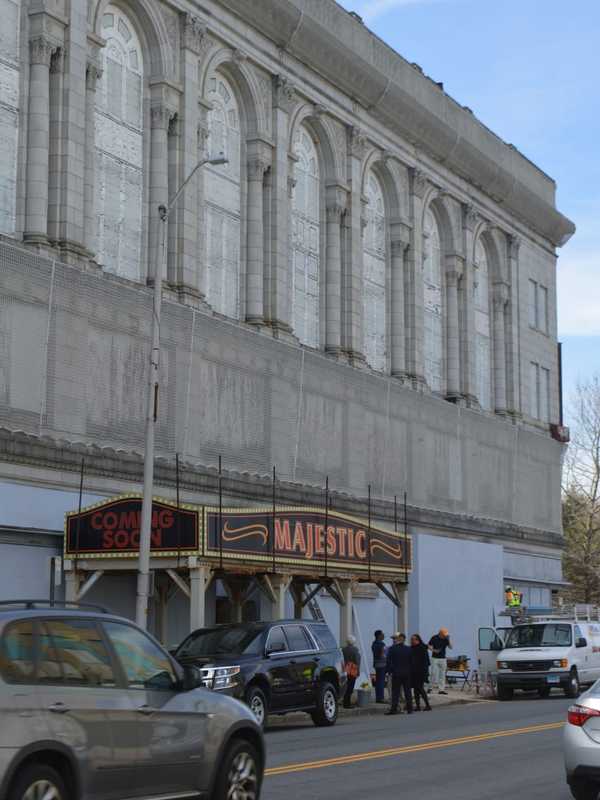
[0,0,574,655]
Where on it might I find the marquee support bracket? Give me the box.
[166,569,191,598]
[77,570,104,600]
[376,581,400,607]
[301,582,323,608]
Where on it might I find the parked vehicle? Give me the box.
[564,680,600,800]
[0,600,264,800]
[172,619,346,727]
[485,619,600,700]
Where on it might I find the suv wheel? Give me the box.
[213,738,261,800]
[311,681,338,727]
[246,686,267,728]
[569,779,600,800]
[566,670,581,699]
[10,764,68,800]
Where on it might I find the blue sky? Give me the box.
[338,0,599,414]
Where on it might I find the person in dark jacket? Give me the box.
[371,629,387,703]
[342,635,361,708]
[385,632,413,715]
[410,634,432,711]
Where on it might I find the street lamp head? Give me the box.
[208,152,228,166]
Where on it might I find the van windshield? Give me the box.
[504,624,572,649]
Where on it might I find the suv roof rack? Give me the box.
[0,600,110,613]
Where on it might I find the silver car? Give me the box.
[0,601,264,800]
[564,680,600,799]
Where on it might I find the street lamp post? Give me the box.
[135,153,228,629]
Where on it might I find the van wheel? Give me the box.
[569,778,599,800]
[212,738,261,800]
[245,686,267,728]
[9,764,68,800]
[497,685,513,701]
[565,670,580,699]
[311,681,338,726]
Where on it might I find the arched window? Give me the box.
[94,6,143,280]
[363,171,386,371]
[474,238,492,410]
[205,72,241,319]
[290,125,320,348]
[423,208,444,393]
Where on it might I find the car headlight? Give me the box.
[552,659,569,669]
[202,666,241,690]
[497,661,510,670]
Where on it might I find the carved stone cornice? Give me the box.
[445,253,465,284]
[508,233,521,260]
[86,60,103,92]
[390,238,409,257]
[50,46,65,74]
[150,104,173,130]
[347,125,368,160]
[492,281,510,309]
[273,74,296,114]
[29,35,55,66]
[247,156,270,181]
[410,167,429,200]
[181,14,207,55]
[325,185,347,221]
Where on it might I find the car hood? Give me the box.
[499,647,570,661]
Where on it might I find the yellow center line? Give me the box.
[265,721,564,777]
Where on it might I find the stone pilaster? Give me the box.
[390,225,411,378]
[196,105,210,300]
[492,281,509,414]
[176,14,205,302]
[268,75,296,333]
[325,187,346,355]
[445,255,464,399]
[47,47,65,245]
[148,102,173,284]
[506,234,522,417]
[167,114,180,286]
[461,202,479,404]
[344,126,368,363]
[83,59,102,255]
[405,168,429,388]
[245,144,271,324]
[24,35,56,242]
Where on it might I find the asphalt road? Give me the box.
[262,695,573,800]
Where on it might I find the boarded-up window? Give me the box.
[205,74,241,319]
[94,6,143,281]
[473,238,492,410]
[363,171,386,371]
[0,0,20,236]
[423,208,444,393]
[290,127,320,347]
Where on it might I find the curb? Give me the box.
[266,694,493,727]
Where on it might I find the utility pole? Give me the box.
[135,152,228,629]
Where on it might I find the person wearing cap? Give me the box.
[428,628,452,695]
[371,629,387,704]
[342,635,361,709]
[385,632,413,715]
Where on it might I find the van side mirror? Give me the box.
[577,637,588,649]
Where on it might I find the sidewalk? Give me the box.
[267,686,493,727]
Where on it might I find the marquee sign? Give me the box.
[204,507,412,576]
[65,496,199,557]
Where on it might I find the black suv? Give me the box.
[172,620,346,727]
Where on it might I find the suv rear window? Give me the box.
[308,624,338,651]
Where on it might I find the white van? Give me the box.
[479,619,600,700]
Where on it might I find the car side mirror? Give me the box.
[266,642,286,656]
[182,665,205,691]
[577,637,588,649]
